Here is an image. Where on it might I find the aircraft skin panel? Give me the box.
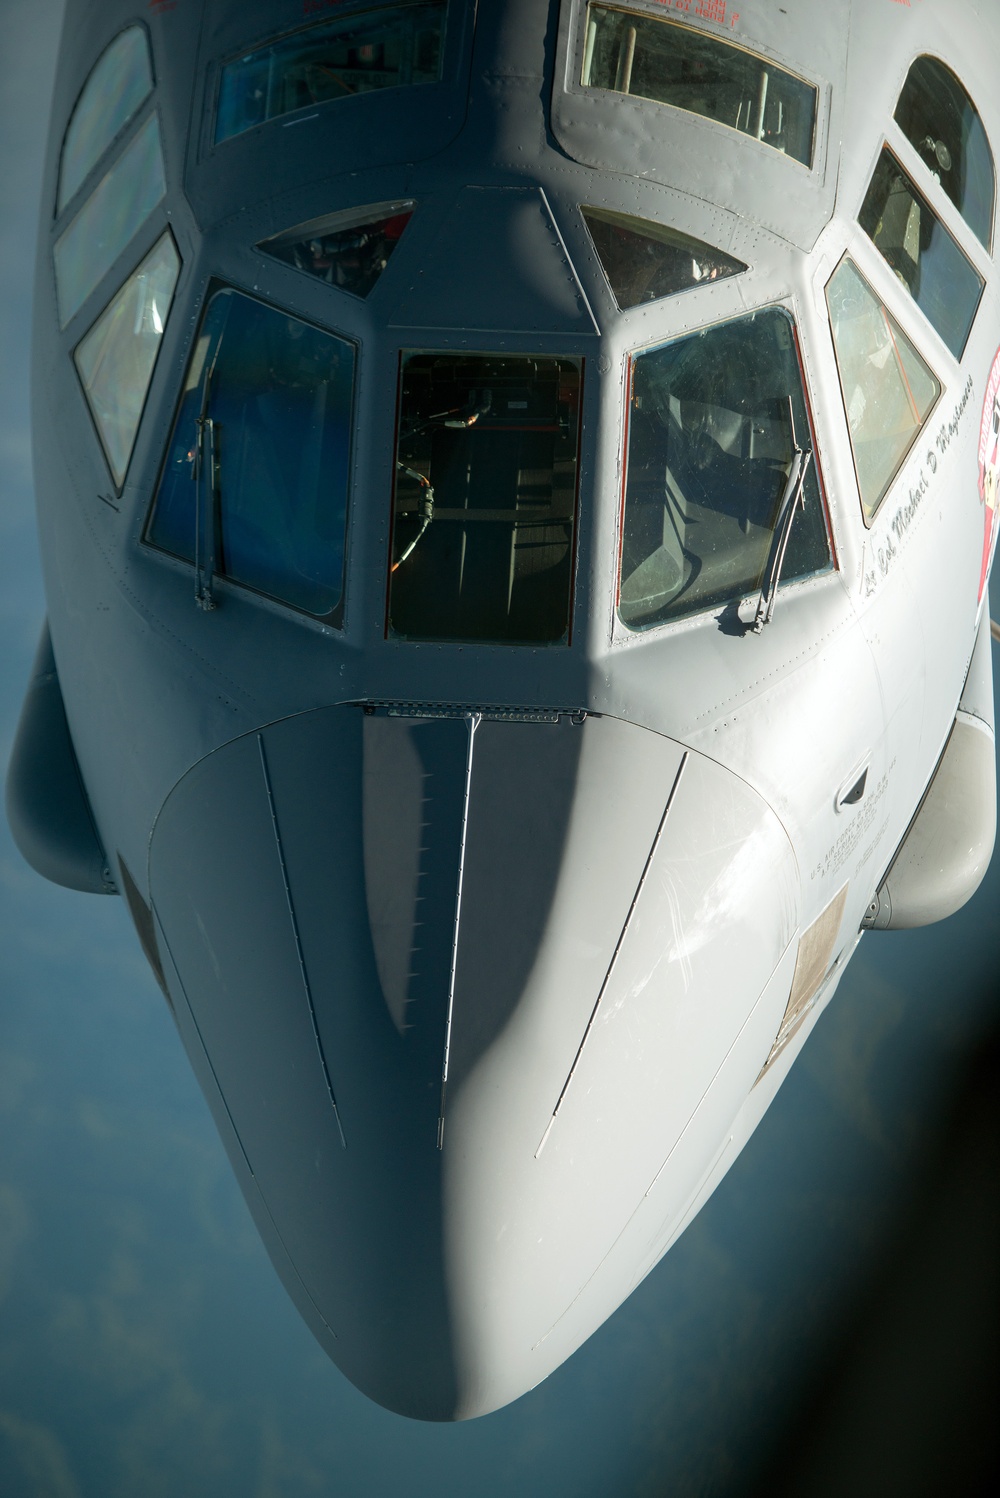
[518,938,803,1402]
[149,708,797,1417]
[551,0,850,253]
[15,0,1000,1419]
[440,754,798,1412]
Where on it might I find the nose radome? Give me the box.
[438,721,799,1416]
[150,705,798,1419]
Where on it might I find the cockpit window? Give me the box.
[146,289,355,620]
[859,147,984,359]
[582,5,816,168]
[618,309,831,631]
[53,112,166,327]
[862,145,982,359]
[258,200,414,299]
[894,56,994,251]
[58,25,153,212]
[215,1,447,143]
[388,354,581,644]
[74,232,180,486]
[826,258,941,522]
[581,208,747,310]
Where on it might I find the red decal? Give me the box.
[977,349,1000,600]
[695,0,728,21]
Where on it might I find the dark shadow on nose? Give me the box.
[446,715,584,1094]
[150,705,463,1417]
[150,703,590,1416]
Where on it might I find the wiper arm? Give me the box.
[192,334,228,611]
[191,309,234,613]
[193,409,220,610]
[753,402,812,633]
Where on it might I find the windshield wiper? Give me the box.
[193,412,220,610]
[193,346,225,611]
[753,399,812,633]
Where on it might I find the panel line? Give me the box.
[437,711,482,1150]
[535,752,688,1158]
[258,733,346,1147]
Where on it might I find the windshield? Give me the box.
[619,308,831,630]
[216,1,447,142]
[388,353,582,644]
[147,289,355,619]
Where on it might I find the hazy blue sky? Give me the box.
[1,5,997,1496]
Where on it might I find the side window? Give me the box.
[581,5,817,167]
[858,146,984,359]
[215,1,447,143]
[894,56,994,251]
[581,208,747,310]
[55,26,176,490]
[826,257,940,523]
[618,308,831,632]
[74,234,180,485]
[146,290,356,622]
[58,26,152,212]
[54,113,166,327]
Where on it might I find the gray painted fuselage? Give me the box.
[21,0,1000,1418]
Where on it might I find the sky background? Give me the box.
[1,4,997,1496]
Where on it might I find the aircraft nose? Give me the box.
[149,706,798,1418]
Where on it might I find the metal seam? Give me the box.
[437,711,482,1150]
[535,752,688,1158]
[257,733,346,1148]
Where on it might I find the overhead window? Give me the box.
[73,233,180,485]
[826,258,940,522]
[58,26,153,212]
[215,1,447,143]
[53,113,166,327]
[894,56,994,251]
[618,308,831,631]
[147,290,355,621]
[258,200,414,298]
[581,5,816,167]
[388,354,581,644]
[581,207,747,310]
[859,146,984,359]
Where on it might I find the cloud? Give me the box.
[0,1411,82,1498]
